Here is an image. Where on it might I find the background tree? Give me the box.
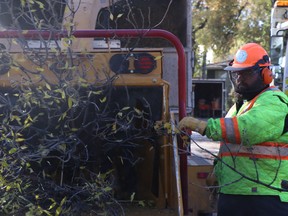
[192,0,272,76]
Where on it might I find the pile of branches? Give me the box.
[0,49,157,215]
[0,1,163,215]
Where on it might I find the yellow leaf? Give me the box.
[48,202,56,210]
[12,39,18,45]
[16,138,25,142]
[130,192,135,202]
[60,196,67,206]
[93,90,102,95]
[36,1,44,9]
[134,108,142,114]
[121,107,130,111]
[154,55,163,60]
[110,13,114,20]
[49,198,56,203]
[68,97,72,109]
[138,200,145,207]
[51,47,57,53]
[41,149,49,157]
[20,0,25,7]
[23,122,31,129]
[61,90,65,99]
[17,183,22,192]
[112,123,116,131]
[61,112,67,120]
[56,207,61,216]
[78,77,87,83]
[28,114,33,122]
[37,67,44,72]
[45,83,51,90]
[100,97,106,103]
[164,122,171,130]
[58,143,66,152]
[24,115,32,125]
[62,40,69,48]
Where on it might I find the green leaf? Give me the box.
[68,97,72,109]
[8,148,17,154]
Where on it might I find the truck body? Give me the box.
[270,0,288,95]
[0,0,217,215]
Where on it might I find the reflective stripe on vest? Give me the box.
[219,142,288,160]
[221,117,241,144]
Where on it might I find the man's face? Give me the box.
[230,69,263,94]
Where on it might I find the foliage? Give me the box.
[0,78,143,215]
[0,0,163,215]
[192,0,273,76]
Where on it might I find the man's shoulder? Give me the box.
[259,89,288,107]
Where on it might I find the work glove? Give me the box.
[178,117,207,135]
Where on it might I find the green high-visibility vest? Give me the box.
[205,86,288,201]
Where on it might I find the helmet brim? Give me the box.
[224,65,253,71]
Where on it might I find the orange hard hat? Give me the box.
[224,43,271,71]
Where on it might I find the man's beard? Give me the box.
[234,77,267,100]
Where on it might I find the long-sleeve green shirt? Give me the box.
[205,87,288,201]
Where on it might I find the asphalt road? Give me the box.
[188,132,220,165]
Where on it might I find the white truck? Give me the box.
[271,0,288,95]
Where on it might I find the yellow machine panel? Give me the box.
[0,50,163,88]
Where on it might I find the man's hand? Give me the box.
[178,117,207,135]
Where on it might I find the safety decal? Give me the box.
[235,50,247,63]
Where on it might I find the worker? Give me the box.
[179,43,288,216]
